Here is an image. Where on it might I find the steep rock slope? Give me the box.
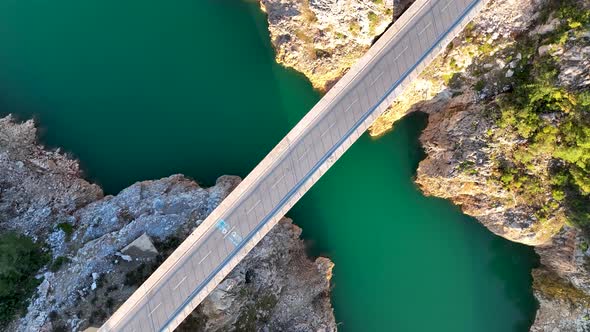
[411,0,590,330]
[259,0,403,90]
[0,116,103,239]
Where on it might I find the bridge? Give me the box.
[100,0,487,330]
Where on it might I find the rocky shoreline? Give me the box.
[0,116,336,331]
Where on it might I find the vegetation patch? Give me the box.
[542,2,590,46]
[349,21,361,36]
[50,256,70,272]
[300,0,317,24]
[368,12,379,33]
[458,160,478,175]
[493,1,590,233]
[533,269,590,304]
[56,222,74,241]
[0,233,50,327]
[233,293,278,331]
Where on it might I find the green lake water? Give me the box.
[0,0,539,330]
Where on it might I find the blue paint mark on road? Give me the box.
[216,220,229,235]
[228,232,243,246]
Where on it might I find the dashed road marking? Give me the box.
[173,276,187,291]
[320,122,336,138]
[246,199,261,215]
[148,303,161,317]
[198,250,212,265]
[419,21,432,36]
[393,45,408,62]
[441,1,453,13]
[344,99,358,113]
[297,149,309,162]
[370,72,385,86]
[271,173,286,189]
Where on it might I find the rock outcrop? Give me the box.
[531,226,590,332]
[0,116,335,332]
[407,0,590,330]
[368,0,543,136]
[259,0,402,90]
[0,116,103,239]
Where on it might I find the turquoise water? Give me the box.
[289,113,538,331]
[0,0,538,330]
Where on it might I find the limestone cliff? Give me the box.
[0,116,335,332]
[408,0,590,330]
[259,0,405,91]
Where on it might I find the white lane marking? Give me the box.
[246,199,261,214]
[198,250,212,265]
[223,225,236,239]
[370,71,385,86]
[344,99,358,113]
[441,1,453,13]
[297,149,309,162]
[173,276,187,290]
[392,45,408,62]
[320,122,336,138]
[418,21,432,36]
[148,303,161,317]
[271,173,286,189]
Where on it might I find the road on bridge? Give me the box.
[100,0,487,330]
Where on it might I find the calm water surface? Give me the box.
[0,0,538,330]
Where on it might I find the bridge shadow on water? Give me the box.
[288,111,539,332]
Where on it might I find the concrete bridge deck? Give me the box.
[100,0,488,330]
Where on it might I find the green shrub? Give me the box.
[56,222,74,241]
[500,173,515,185]
[493,4,590,232]
[349,21,361,35]
[49,256,70,272]
[368,12,379,32]
[0,233,50,326]
[578,91,590,109]
[552,189,566,201]
[474,80,486,93]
